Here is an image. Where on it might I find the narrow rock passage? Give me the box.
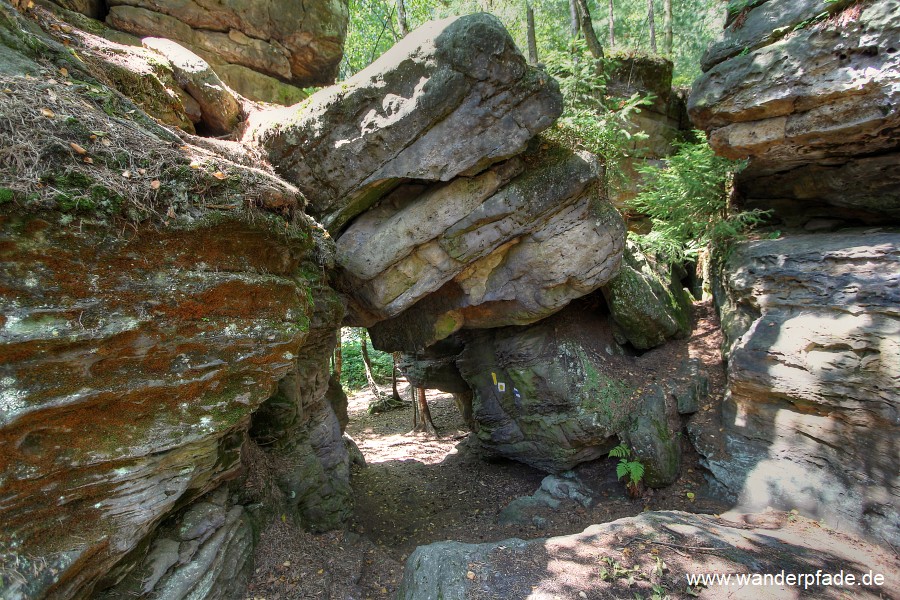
[246,303,732,599]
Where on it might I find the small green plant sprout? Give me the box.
[610,443,645,497]
[598,556,643,584]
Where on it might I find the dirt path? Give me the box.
[246,303,732,599]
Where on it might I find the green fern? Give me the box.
[609,443,645,486]
[609,443,631,459]
[627,132,769,262]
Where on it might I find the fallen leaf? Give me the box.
[101,139,111,147]
[189,161,201,169]
[122,170,132,178]
[40,107,55,118]
[82,157,93,164]
[69,142,87,155]
[59,67,68,77]
[2,89,11,93]
[212,171,227,180]
[166,206,176,219]
[466,571,476,580]
[138,168,147,175]
[150,180,161,190]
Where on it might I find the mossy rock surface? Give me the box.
[602,242,691,350]
[456,306,635,473]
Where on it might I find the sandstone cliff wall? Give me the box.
[689,0,899,546]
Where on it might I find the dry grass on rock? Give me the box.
[0,70,305,225]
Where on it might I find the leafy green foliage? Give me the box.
[626,132,768,262]
[340,0,725,86]
[543,42,651,191]
[609,443,645,486]
[338,327,395,392]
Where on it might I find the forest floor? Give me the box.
[245,302,735,599]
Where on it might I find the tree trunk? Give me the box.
[608,0,615,48]
[360,329,384,401]
[568,0,580,39]
[413,386,437,434]
[526,1,539,66]
[391,351,402,401]
[396,0,409,37]
[663,0,672,56]
[647,0,657,53]
[333,340,342,376]
[575,0,604,59]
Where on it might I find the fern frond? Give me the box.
[609,443,630,458]
[628,461,645,483]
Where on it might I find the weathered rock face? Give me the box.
[94,487,256,600]
[247,13,563,232]
[247,326,352,532]
[399,511,900,600]
[601,242,692,350]
[0,9,348,597]
[690,0,900,220]
[688,0,900,548]
[48,0,104,20]
[692,232,900,546]
[398,337,469,394]
[105,0,348,100]
[454,307,637,474]
[367,187,625,351]
[142,38,243,135]
[0,212,340,599]
[339,144,625,349]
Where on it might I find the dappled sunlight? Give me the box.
[354,430,464,465]
[346,381,470,464]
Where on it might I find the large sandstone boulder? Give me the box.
[399,511,899,600]
[367,183,626,351]
[246,14,563,232]
[105,0,348,101]
[689,0,900,218]
[455,310,633,473]
[0,14,348,598]
[452,304,685,478]
[601,242,692,350]
[691,232,900,547]
[337,145,625,337]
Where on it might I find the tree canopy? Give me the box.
[341,0,725,85]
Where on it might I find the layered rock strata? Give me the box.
[690,0,900,220]
[246,13,564,233]
[692,232,900,545]
[105,0,348,101]
[354,146,626,350]
[689,0,900,546]
[0,6,348,596]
